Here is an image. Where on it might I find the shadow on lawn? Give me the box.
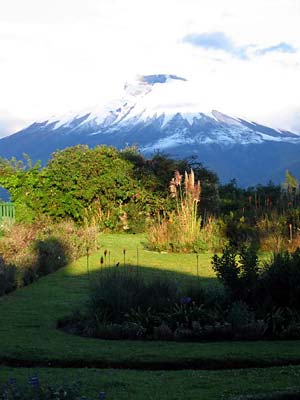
[87,263,219,287]
[65,257,220,290]
[57,261,224,345]
[64,244,218,288]
[3,260,300,371]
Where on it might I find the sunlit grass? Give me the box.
[0,233,300,369]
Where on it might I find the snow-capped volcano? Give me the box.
[1,74,300,186]
[37,74,299,146]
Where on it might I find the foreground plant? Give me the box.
[0,375,107,400]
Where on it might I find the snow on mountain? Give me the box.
[35,74,300,149]
[1,73,300,186]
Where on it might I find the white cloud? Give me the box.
[0,110,28,137]
[0,0,300,134]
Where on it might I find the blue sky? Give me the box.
[0,0,299,136]
[183,32,297,59]
[183,32,247,58]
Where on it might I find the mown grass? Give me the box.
[1,365,300,400]
[0,233,300,369]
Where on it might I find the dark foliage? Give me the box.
[233,390,300,400]
[0,256,16,296]
[0,376,104,400]
[34,237,69,276]
[258,249,300,312]
[211,242,259,304]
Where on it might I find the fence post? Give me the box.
[0,202,15,223]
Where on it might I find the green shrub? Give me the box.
[90,269,146,323]
[223,213,259,248]
[60,267,233,341]
[184,282,226,310]
[265,307,300,339]
[0,256,16,296]
[212,245,300,339]
[228,301,254,331]
[0,220,99,296]
[259,249,300,311]
[226,301,267,339]
[44,221,99,261]
[257,214,287,252]
[153,322,174,340]
[211,242,259,303]
[34,237,69,275]
[93,321,146,340]
[89,268,180,324]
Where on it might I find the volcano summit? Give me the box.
[1,74,300,186]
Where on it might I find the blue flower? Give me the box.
[180,296,192,305]
[28,376,39,387]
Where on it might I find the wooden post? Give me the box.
[289,223,293,242]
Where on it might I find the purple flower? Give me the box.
[180,296,192,305]
[28,376,39,387]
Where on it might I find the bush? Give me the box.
[60,266,235,341]
[0,256,16,296]
[0,222,38,263]
[94,322,146,340]
[34,237,69,276]
[223,213,258,248]
[227,301,254,331]
[153,322,174,340]
[257,214,288,252]
[42,221,99,262]
[89,268,180,325]
[211,242,259,304]
[211,245,300,339]
[259,249,300,312]
[0,220,99,296]
[226,301,267,340]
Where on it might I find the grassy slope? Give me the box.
[0,233,300,368]
[1,365,300,400]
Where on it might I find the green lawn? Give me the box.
[0,233,299,369]
[1,365,300,400]
[1,233,300,398]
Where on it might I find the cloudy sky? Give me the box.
[0,0,299,137]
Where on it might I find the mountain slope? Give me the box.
[1,74,300,186]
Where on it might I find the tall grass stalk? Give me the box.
[147,170,203,252]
